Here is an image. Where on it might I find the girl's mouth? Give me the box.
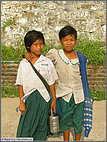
[66,46,71,48]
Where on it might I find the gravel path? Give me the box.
[1,98,106,141]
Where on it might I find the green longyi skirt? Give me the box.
[58,94,84,135]
[16,90,51,141]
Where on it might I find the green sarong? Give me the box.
[17,90,51,141]
[58,94,84,134]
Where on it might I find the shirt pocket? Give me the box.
[39,66,49,80]
[72,64,80,74]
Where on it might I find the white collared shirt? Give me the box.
[46,49,84,104]
[15,55,58,102]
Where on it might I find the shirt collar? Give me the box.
[24,54,46,64]
[38,54,46,61]
[35,54,46,64]
[58,49,70,64]
[58,49,79,65]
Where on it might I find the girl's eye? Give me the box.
[71,39,75,41]
[34,43,38,46]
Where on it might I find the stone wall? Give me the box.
[1,63,106,90]
[1,1,106,48]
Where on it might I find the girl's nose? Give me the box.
[37,44,41,48]
[67,40,71,44]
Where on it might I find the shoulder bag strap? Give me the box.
[28,60,50,94]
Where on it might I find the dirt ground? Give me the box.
[1,97,106,141]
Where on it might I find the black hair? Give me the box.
[24,30,45,52]
[59,25,77,40]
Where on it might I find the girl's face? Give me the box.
[28,38,44,57]
[60,34,76,53]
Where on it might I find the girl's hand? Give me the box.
[51,99,57,112]
[24,52,32,62]
[19,101,26,115]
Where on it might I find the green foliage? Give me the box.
[1,86,106,101]
[2,18,15,30]
[42,44,51,55]
[77,7,80,10]
[74,37,106,66]
[1,44,26,61]
[1,37,106,66]
[90,89,106,101]
[1,86,19,98]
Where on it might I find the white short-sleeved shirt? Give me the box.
[15,55,58,102]
[46,49,84,104]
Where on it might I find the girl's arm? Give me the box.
[18,85,26,115]
[49,83,57,112]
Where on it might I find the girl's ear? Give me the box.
[26,46,30,52]
[27,46,30,49]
